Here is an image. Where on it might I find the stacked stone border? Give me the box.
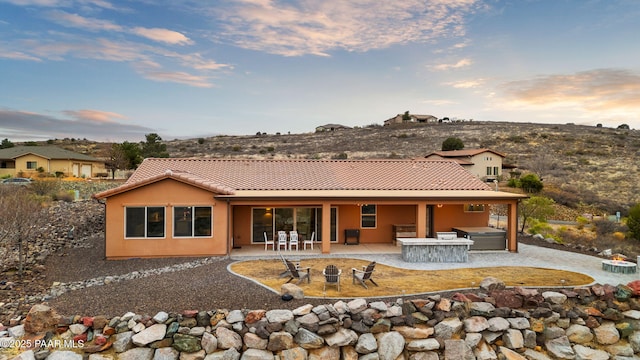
[4,278,640,360]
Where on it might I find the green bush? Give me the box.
[627,203,640,240]
[442,137,464,151]
[520,173,543,193]
[527,219,553,236]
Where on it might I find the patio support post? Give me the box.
[507,202,518,252]
[321,202,331,254]
[416,201,427,238]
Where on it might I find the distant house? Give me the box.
[93,158,525,259]
[0,146,106,178]
[315,124,352,132]
[384,114,438,126]
[425,148,506,182]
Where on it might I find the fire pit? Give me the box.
[602,257,637,274]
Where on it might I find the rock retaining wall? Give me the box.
[3,278,640,360]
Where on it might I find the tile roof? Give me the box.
[426,148,506,158]
[0,146,100,161]
[95,158,494,199]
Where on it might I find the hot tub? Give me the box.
[452,227,507,251]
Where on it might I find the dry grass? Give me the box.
[229,258,594,298]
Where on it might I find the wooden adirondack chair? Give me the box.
[278,253,300,278]
[352,261,378,289]
[285,260,311,284]
[323,264,341,291]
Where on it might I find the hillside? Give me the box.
[160,121,640,215]
[46,121,640,215]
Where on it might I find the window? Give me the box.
[361,204,376,228]
[486,167,492,176]
[174,206,212,237]
[493,166,499,176]
[125,206,165,238]
[26,161,37,170]
[464,204,485,212]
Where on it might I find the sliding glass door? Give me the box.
[252,207,337,243]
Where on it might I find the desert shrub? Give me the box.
[52,191,75,202]
[613,232,626,240]
[29,179,61,196]
[232,145,241,151]
[509,170,522,179]
[197,138,205,144]
[520,173,543,193]
[594,218,627,239]
[507,178,519,188]
[575,216,590,230]
[527,219,554,237]
[267,146,275,152]
[544,186,580,208]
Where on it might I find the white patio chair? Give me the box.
[264,232,275,251]
[277,231,288,251]
[289,231,299,251]
[303,231,315,250]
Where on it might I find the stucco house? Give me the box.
[425,149,506,182]
[384,114,438,126]
[93,158,526,259]
[0,146,106,178]
[315,124,352,132]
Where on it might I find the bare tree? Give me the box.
[0,187,46,276]
[105,143,129,179]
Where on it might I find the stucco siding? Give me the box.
[104,179,228,259]
[433,204,489,232]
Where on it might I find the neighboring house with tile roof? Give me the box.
[425,149,507,182]
[0,146,106,178]
[93,158,526,259]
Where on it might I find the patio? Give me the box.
[230,243,401,257]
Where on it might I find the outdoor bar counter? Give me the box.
[397,237,474,263]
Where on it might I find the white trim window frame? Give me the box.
[361,204,377,228]
[125,206,166,239]
[173,206,213,238]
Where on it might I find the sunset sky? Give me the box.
[1,0,638,142]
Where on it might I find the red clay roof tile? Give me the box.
[95,158,493,198]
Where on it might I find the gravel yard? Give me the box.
[42,233,331,319]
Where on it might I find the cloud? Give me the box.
[212,0,483,56]
[430,58,473,71]
[131,27,193,45]
[46,10,123,31]
[0,108,155,141]
[141,70,213,88]
[501,68,640,114]
[45,10,192,45]
[422,99,457,106]
[0,0,68,6]
[0,50,42,61]
[62,109,126,123]
[445,78,485,88]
